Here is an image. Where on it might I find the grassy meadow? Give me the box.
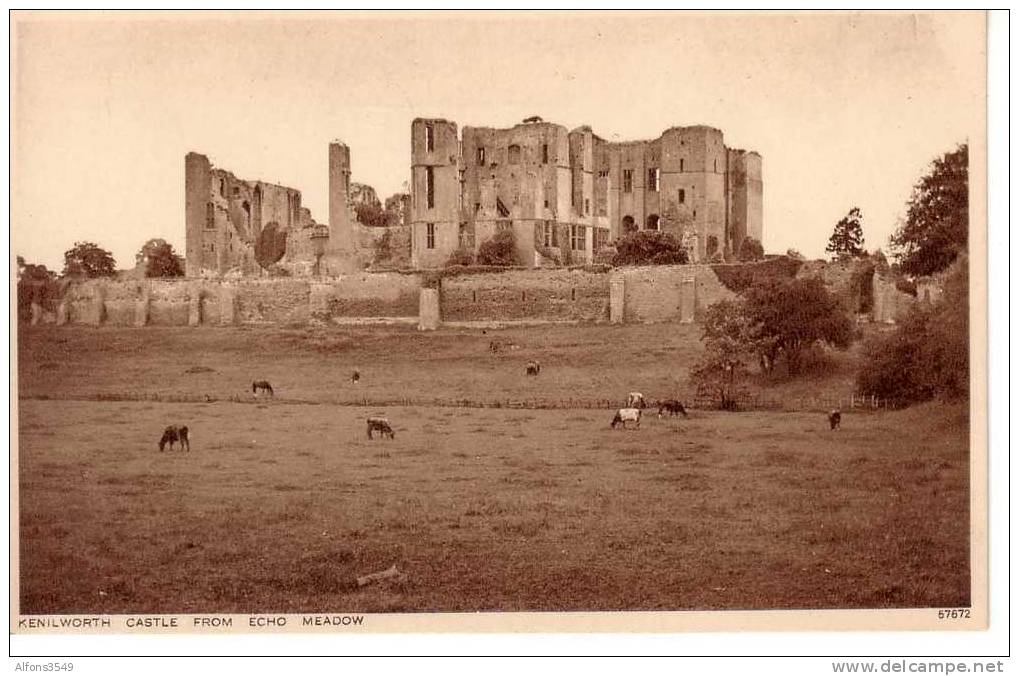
[16,325,969,613]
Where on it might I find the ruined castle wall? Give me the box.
[310,272,422,320]
[617,264,738,323]
[441,268,610,322]
[232,280,311,325]
[147,281,194,326]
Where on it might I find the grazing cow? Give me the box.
[351,370,360,384]
[526,361,541,376]
[828,409,842,430]
[626,392,647,409]
[658,399,688,418]
[367,417,395,440]
[610,408,642,430]
[252,380,274,397]
[158,425,190,452]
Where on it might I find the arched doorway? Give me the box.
[622,215,636,233]
[646,214,660,231]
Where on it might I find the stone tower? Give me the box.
[325,140,358,274]
[410,118,460,268]
[184,152,213,277]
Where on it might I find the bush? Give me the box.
[857,256,968,402]
[611,231,689,266]
[476,229,518,266]
[711,257,803,294]
[445,246,476,267]
[737,237,765,262]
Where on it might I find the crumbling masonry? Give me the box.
[409,118,762,269]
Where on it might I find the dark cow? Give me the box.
[658,399,688,418]
[526,361,541,376]
[367,417,395,440]
[252,380,274,397]
[351,370,361,384]
[828,409,842,430]
[610,408,642,430]
[158,425,190,452]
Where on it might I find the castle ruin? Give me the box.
[409,117,762,269]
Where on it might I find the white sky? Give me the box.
[12,11,984,271]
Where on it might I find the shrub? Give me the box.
[476,229,518,266]
[445,246,476,267]
[857,256,968,402]
[611,231,688,266]
[711,257,803,294]
[737,237,765,262]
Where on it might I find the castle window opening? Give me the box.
[508,144,521,165]
[571,225,586,251]
[679,189,686,204]
[472,290,477,303]
[475,202,482,215]
[680,159,685,172]
[544,199,550,209]
[232,186,240,197]
[571,287,576,301]
[425,123,435,152]
[693,209,697,218]
[477,147,486,166]
[594,227,608,250]
[426,223,435,249]
[542,144,549,164]
[219,179,225,197]
[622,215,635,233]
[714,158,717,172]
[646,214,660,230]
[706,235,718,258]
[623,169,633,193]
[426,166,435,209]
[205,203,215,229]
[648,168,660,192]
[584,198,590,215]
[521,290,526,302]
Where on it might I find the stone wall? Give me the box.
[310,272,422,321]
[615,264,737,323]
[441,268,610,322]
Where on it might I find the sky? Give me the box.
[12,11,984,271]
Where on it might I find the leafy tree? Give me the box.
[611,231,689,266]
[690,300,759,409]
[737,237,765,262]
[17,255,56,282]
[476,229,518,266]
[890,144,968,277]
[355,202,395,228]
[826,207,866,259]
[62,241,116,278]
[742,277,853,374]
[136,238,184,278]
[255,223,288,270]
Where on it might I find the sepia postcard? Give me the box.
[10,9,990,640]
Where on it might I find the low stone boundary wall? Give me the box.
[30,259,921,330]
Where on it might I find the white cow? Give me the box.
[626,392,647,409]
[611,408,642,430]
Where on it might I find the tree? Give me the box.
[136,238,184,278]
[737,237,765,262]
[890,144,968,277]
[611,231,689,266]
[255,223,288,270]
[355,202,395,228]
[690,300,760,409]
[476,229,518,266]
[742,277,853,374]
[826,207,866,259]
[63,241,116,279]
[17,255,56,282]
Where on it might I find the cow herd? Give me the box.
[157,363,844,451]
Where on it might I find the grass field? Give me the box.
[16,325,969,613]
